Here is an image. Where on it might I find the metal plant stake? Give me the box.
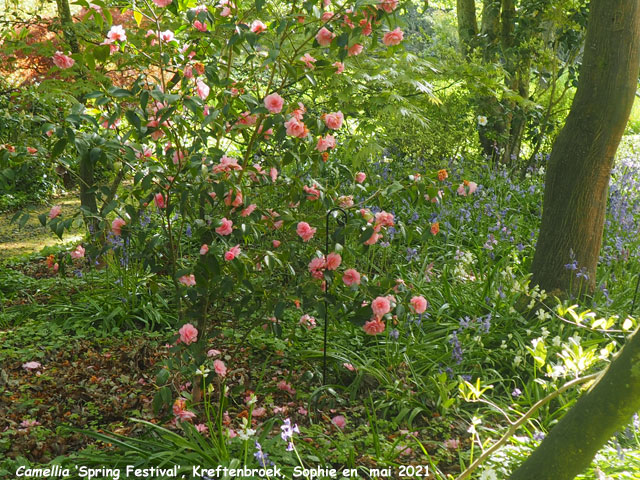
[323,207,348,385]
[631,272,640,317]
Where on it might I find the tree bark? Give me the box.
[55,0,79,53]
[509,326,640,480]
[456,0,478,57]
[530,0,640,294]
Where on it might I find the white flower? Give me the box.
[513,355,522,366]
[552,335,562,347]
[467,416,482,435]
[480,469,498,480]
[238,428,256,441]
[477,115,488,126]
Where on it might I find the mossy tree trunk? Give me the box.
[509,326,640,480]
[530,0,640,294]
[55,0,78,53]
[457,0,478,57]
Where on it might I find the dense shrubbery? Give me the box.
[2,0,640,479]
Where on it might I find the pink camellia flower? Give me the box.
[363,318,386,335]
[347,43,363,56]
[333,61,345,74]
[300,53,317,69]
[213,155,242,173]
[264,92,284,114]
[331,415,346,429]
[237,111,257,126]
[292,102,306,120]
[308,257,326,279]
[410,295,428,314]
[338,195,354,208]
[375,211,395,228]
[154,192,166,208]
[458,180,479,196]
[296,221,316,242]
[342,268,361,286]
[316,134,336,152]
[196,79,210,99]
[378,0,399,13]
[193,20,207,31]
[272,240,281,248]
[371,296,391,317]
[299,314,316,330]
[70,245,85,259]
[303,184,321,201]
[224,189,243,207]
[200,244,209,255]
[178,323,198,344]
[195,423,208,433]
[444,438,460,449]
[251,20,267,33]
[278,380,297,396]
[207,348,221,357]
[284,117,308,138]
[159,30,175,43]
[316,27,335,46]
[49,205,62,219]
[22,361,41,371]
[107,25,127,42]
[321,11,335,21]
[326,252,342,270]
[363,232,381,245]
[136,146,153,160]
[252,407,267,417]
[355,172,366,183]
[323,111,344,130]
[173,398,196,421]
[52,51,74,69]
[214,359,227,377]
[179,274,197,287]
[383,27,404,46]
[224,245,241,261]
[241,204,257,217]
[216,217,233,235]
[153,0,172,6]
[360,20,372,36]
[269,167,278,182]
[343,362,355,371]
[20,419,41,428]
[111,218,126,236]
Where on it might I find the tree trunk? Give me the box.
[530,0,640,294]
[79,151,98,233]
[477,0,504,157]
[456,0,478,57]
[55,0,79,53]
[509,326,640,480]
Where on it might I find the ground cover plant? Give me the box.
[2,0,640,479]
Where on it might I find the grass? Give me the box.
[0,192,83,260]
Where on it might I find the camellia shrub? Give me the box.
[39,0,469,411]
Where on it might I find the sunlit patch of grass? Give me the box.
[0,193,83,260]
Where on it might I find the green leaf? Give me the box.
[125,110,141,131]
[51,138,67,158]
[134,9,142,27]
[359,226,374,244]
